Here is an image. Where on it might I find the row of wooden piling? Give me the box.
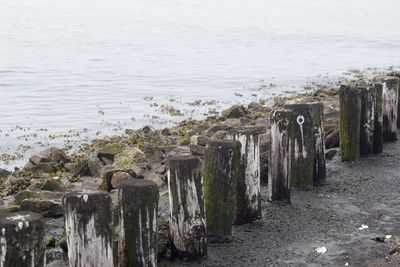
[1,73,399,266]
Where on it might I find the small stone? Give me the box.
[162,128,171,136]
[29,154,49,165]
[211,130,228,140]
[190,135,210,146]
[0,168,11,178]
[40,179,65,192]
[325,149,338,160]
[189,144,206,156]
[88,156,104,177]
[326,129,339,149]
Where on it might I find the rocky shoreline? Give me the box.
[0,67,398,266]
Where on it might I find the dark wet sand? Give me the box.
[160,133,400,267]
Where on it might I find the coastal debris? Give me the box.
[315,246,327,254]
[167,155,207,260]
[358,224,369,230]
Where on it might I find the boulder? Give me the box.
[88,156,104,177]
[0,168,10,178]
[102,168,138,191]
[40,179,65,192]
[14,190,42,205]
[222,105,248,119]
[211,130,228,140]
[189,144,206,156]
[97,143,126,162]
[190,135,210,146]
[248,102,265,112]
[111,171,135,189]
[202,125,223,137]
[326,129,339,149]
[29,147,68,166]
[114,147,147,168]
[20,198,63,218]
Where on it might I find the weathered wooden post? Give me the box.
[167,155,206,260]
[226,127,262,224]
[118,179,159,267]
[0,211,46,267]
[359,86,376,156]
[284,103,326,188]
[203,140,241,239]
[383,76,400,141]
[308,102,326,185]
[268,109,291,202]
[339,85,361,161]
[63,189,114,267]
[374,83,384,154]
[387,71,400,128]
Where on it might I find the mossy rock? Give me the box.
[40,179,64,192]
[222,105,247,119]
[0,205,20,214]
[14,190,42,205]
[97,143,126,161]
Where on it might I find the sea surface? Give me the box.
[1,0,400,166]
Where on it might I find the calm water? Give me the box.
[1,0,400,163]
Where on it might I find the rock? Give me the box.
[0,168,11,178]
[211,130,228,140]
[162,127,171,136]
[40,179,65,192]
[111,171,135,189]
[102,168,138,191]
[67,160,90,177]
[114,147,147,169]
[178,138,190,145]
[222,105,248,119]
[203,125,223,137]
[142,125,154,134]
[97,143,126,162]
[222,118,242,128]
[326,129,339,148]
[20,198,63,218]
[145,171,164,187]
[189,144,206,156]
[190,135,210,146]
[14,190,42,205]
[0,205,19,214]
[325,149,339,160]
[46,234,56,248]
[88,156,104,177]
[248,102,265,112]
[30,147,68,166]
[23,162,57,173]
[142,144,164,164]
[253,118,268,127]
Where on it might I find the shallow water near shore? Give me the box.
[1,0,400,167]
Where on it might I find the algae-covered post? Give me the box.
[387,71,400,128]
[0,211,46,267]
[203,140,241,239]
[383,76,400,141]
[167,155,207,260]
[268,109,291,202]
[308,102,326,185]
[339,85,361,161]
[359,86,376,156]
[226,127,262,225]
[118,179,159,267]
[374,83,384,154]
[63,190,114,267]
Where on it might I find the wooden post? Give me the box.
[387,71,400,128]
[63,189,114,267]
[118,179,159,267]
[0,211,46,267]
[339,85,361,161]
[359,86,376,156]
[226,127,262,225]
[383,76,400,141]
[167,155,206,260]
[374,83,384,154]
[268,109,291,202]
[284,103,326,188]
[203,140,241,239]
[308,102,326,185]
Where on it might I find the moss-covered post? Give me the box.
[374,83,384,154]
[226,127,262,225]
[63,189,114,267]
[383,76,400,141]
[167,156,206,260]
[359,86,376,156]
[118,179,159,267]
[308,102,326,185]
[203,140,241,239]
[0,211,46,267]
[268,109,291,202]
[339,85,361,161]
